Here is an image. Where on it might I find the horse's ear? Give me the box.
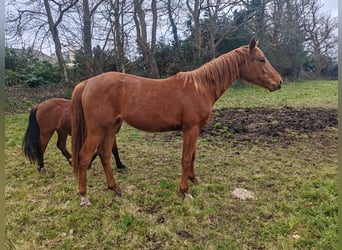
[249,38,258,53]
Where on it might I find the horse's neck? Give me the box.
[177,48,244,106]
[202,53,241,103]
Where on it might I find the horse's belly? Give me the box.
[123,113,182,132]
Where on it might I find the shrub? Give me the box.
[32,61,61,84]
[5,70,25,86]
[24,74,48,87]
[5,48,62,87]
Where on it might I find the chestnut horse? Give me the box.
[71,39,282,206]
[22,98,126,173]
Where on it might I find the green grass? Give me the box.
[5,81,337,249]
[215,80,338,109]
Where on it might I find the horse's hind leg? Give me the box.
[56,130,72,165]
[112,139,127,172]
[99,133,121,195]
[110,121,127,171]
[38,130,54,173]
[77,134,104,205]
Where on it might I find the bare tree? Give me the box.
[203,0,239,59]
[81,0,106,77]
[82,0,93,77]
[43,0,79,82]
[110,0,128,73]
[299,0,337,78]
[166,0,180,47]
[6,0,79,82]
[266,0,306,80]
[133,0,159,77]
[186,0,203,63]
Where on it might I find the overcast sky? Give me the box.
[321,0,338,17]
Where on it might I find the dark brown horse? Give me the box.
[71,39,283,206]
[22,98,126,173]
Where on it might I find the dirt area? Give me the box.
[202,106,337,143]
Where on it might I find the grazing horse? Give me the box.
[22,98,126,173]
[71,39,282,206]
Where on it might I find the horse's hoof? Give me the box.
[184,193,194,201]
[115,187,123,196]
[80,196,91,206]
[190,176,200,185]
[117,166,128,174]
[38,167,47,174]
[108,186,122,196]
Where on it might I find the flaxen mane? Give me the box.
[177,46,249,98]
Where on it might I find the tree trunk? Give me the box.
[112,0,126,73]
[82,0,93,77]
[186,0,202,65]
[133,0,160,78]
[43,0,70,83]
[167,0,179,47]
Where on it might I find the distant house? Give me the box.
[9,48,76,67]
[9,48,58,64]
[63,50,76,67]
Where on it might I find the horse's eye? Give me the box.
[259,58,266,63]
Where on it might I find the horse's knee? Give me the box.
[79,152,94,169]
[182,157,192,169]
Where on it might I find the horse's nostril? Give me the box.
[279,79,283,85]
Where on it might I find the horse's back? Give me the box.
[80,71,211,132]
[36,98,71,134]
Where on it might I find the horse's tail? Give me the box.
[22,106,42,164]
[71,81,87,176]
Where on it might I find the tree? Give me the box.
[110,0,128,73]
[166,0,180,47]
[201,0,241,59]
[133,0,159,77]
[81,0,105,77]
[300,0,337,78]
[43,0,78,83]
[6,0,79,83]
[186,0,203,65]
[82,0,93,77]
[265,0,306,80]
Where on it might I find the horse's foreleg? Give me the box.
[56,130,72,165]
[99,133,121,195]
[180,126,200,200]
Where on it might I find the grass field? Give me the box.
[5,81,337,249]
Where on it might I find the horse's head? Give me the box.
[239,39,283,92]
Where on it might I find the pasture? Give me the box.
[5,81,337,249]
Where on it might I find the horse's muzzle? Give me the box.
[270,80,282,91]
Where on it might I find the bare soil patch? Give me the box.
[202,106,337,143]
[162,106,337,146]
